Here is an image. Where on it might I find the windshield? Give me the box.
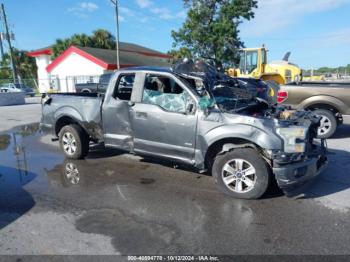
[239,51,258,74]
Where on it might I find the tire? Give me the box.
[59,124,89,159]
[313,109,337,139]
[212,148,270,199]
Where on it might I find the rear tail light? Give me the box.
[277,90,288,103]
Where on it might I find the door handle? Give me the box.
[136,111,147,119]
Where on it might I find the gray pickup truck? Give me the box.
[279,81,350,138]
[41,65,327,199]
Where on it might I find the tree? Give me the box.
[13,49,38,79]
[0,48,37,82]
[91,29,115,49]
[171,0,257,66]
[52,29,116,59]
[167,47,192,60]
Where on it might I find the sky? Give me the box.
[1,0,350,69]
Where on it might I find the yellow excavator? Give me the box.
[228,46,302,85]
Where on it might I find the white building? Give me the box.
[27,43,171,93]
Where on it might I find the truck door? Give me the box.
[102,72,139,151]
[130,73,198,163]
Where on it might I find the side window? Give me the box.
[142,74,193,113]
[113,74,135,101]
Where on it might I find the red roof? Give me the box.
[45,45,171,73]
[27,47,52,57]
[46,46,121,73]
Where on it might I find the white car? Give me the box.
[0,83,35,96]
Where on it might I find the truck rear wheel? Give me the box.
[59,124,89,159]
[212,148,270,199]
[314,109,337,139]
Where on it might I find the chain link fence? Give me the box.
[0,75,103,94]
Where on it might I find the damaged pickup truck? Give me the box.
[40,62,328,199]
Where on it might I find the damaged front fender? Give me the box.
[203,124,282,151]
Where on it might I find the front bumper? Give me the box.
[273,145,328,193]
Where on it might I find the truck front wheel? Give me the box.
[313,109,337,139]
[212,148,270,199]
[59,124,89,159]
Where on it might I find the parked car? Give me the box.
[40,66,327,199]
[0,83,35,97]
[278,81,350,138]
[75,73,112,93]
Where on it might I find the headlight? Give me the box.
[276,126,308,153]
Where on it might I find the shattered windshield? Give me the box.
[173,59,256,112]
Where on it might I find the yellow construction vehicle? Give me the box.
[228,46,302,85]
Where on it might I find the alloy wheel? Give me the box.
[318,115,332,136]
[221,158,257,193]
[62,132,77,156]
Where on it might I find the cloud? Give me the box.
[119,15,125,22]
[241,0,349,37]
[79,2,98,12]
[119,6,135,16]
[301,27,350,48]
[68,2,98,17]
[135,0,153,8]
[151,7,172,19]
[150,7,187,20]
[176,10,187,19]
[139,16,149,23]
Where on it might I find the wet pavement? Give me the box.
[1,123,350,255]
[0,97,41,132]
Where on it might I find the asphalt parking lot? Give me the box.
[1,99,350,255]
[0,97,41,132]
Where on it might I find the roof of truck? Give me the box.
[120,66,173,73]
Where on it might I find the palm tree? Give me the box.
[70,33,92,47]
[52,38,72,59]
[52,29,116,58]
[91,29,115,49]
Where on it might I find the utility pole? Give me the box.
[0,33,4,60]
[1,3,17,83]
[110,0,120,70]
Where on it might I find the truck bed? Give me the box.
[41,93,104,139]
